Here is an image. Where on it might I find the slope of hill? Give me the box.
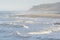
[30,2,60,11]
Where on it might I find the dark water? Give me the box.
[0,13,60,40]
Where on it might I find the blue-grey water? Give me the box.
[0,13,60,40]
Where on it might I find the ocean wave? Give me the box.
[0,23,29,29]
[23,25,29,29]
[13,30,60,39]
[0,23,18,26]
[28,30,52,35]
[25,21,34,24]
[13,25,60,35]
[28,26,60,35]
[13,31,31,38]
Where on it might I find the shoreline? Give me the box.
[10,14,60,18]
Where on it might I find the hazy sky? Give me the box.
[0,0,60,11]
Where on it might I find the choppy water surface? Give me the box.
[0,13,60,40]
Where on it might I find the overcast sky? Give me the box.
[0,0,60,11]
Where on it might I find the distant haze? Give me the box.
[0,0,60,11]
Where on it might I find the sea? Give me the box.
[0,13,60,40]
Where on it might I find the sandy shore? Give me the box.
[10,14,60,18]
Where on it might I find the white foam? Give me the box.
[51,27,60,32]
[25,21,34,24]
[16,31,21,35]
[23,25,29,29]
[28,30,52,35]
